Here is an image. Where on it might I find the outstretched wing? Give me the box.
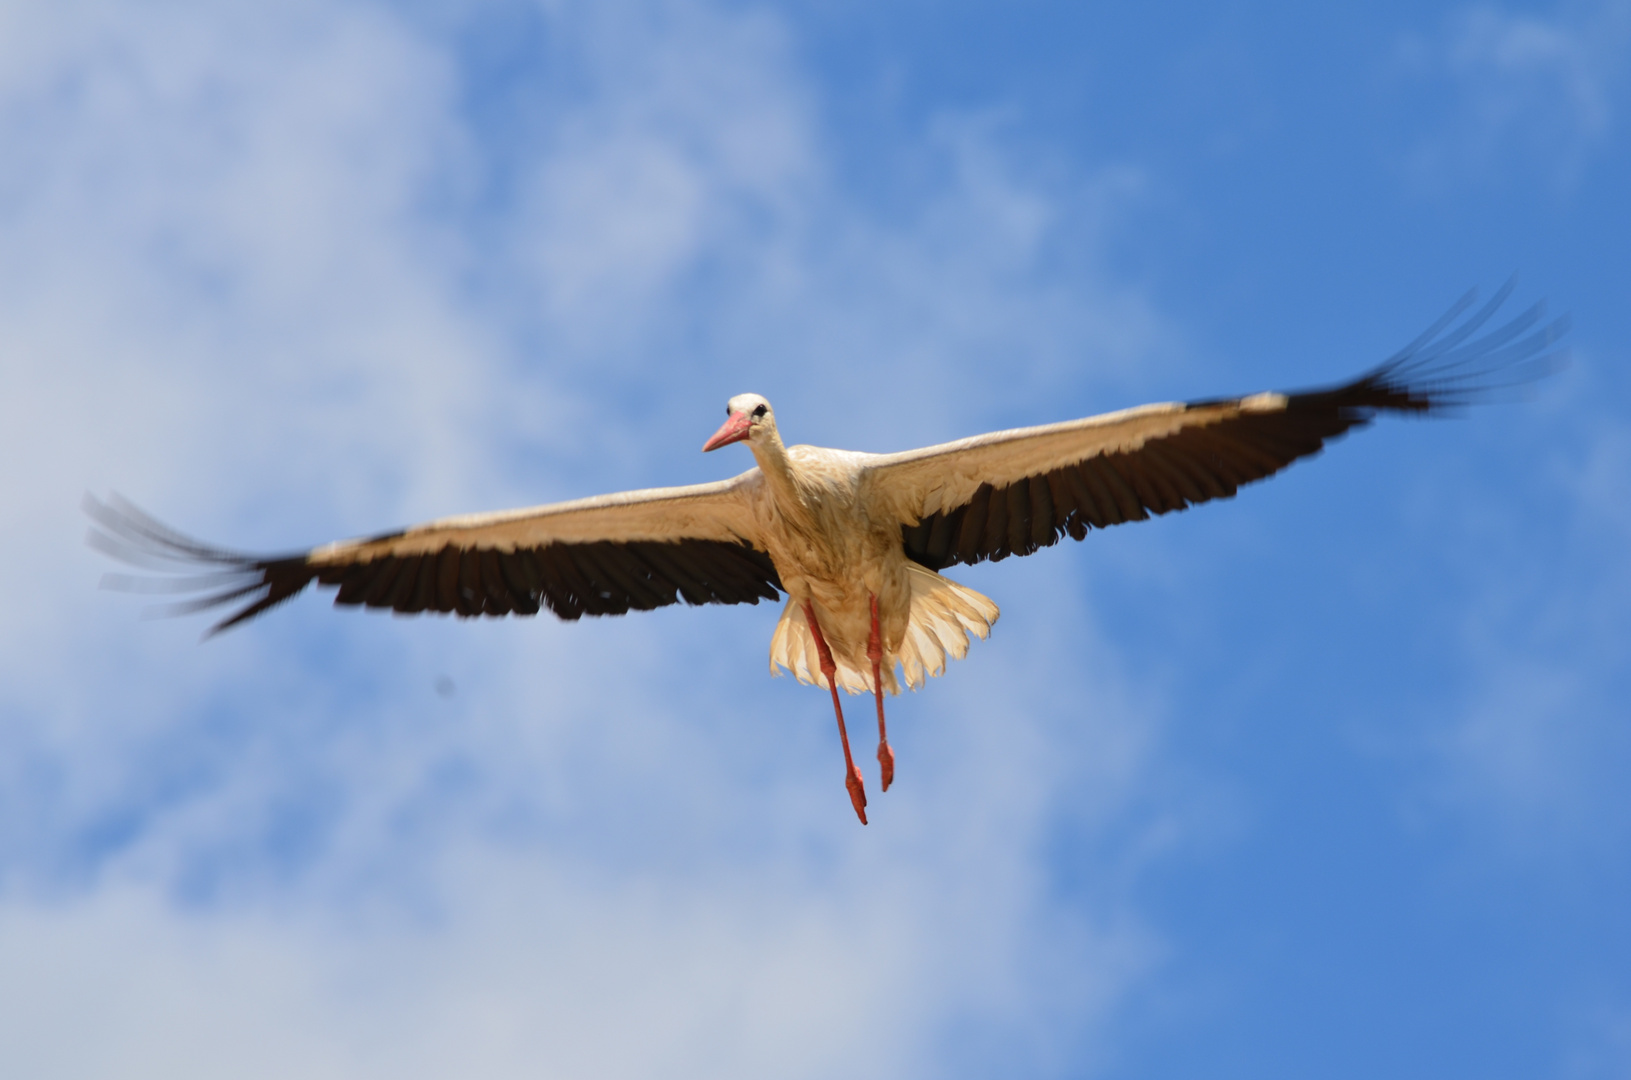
[88,473,782,634]
[870,282,1567,571]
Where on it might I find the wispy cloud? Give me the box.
[1423,366,1631,855]
[1395,1,1631,189]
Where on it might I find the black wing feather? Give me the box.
[902,284,1567,571]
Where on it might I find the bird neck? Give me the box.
[748,428,801,506]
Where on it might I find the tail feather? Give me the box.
[769,564,999,695]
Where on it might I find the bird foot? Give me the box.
[845,764,869,825]
[877,740,895,792]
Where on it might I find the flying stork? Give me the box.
[89,284,1564,824]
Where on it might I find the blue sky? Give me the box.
[2,1,1628,1076]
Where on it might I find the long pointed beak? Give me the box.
[702,411,753,452]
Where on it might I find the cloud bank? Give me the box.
[0,2,1176,1076]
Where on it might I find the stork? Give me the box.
[89,285,1564,824]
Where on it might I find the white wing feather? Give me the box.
[306,471,766,567]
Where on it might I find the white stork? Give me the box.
[89,284,1564,824]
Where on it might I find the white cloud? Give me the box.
[0,830,1156,1079]
[1407,359,1631,855]
[509,4,815,331]
[1396,0,1631,189]
[0,0,1178,1076]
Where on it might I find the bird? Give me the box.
[88,283,1564,824]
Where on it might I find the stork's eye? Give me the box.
[752,404,768,418]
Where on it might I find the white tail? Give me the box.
[769,563,1000,695]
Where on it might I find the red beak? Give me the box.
[702,411,753,452]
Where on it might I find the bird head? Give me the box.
[702,393,773,452]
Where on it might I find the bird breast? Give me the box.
[750,446,892,579]
[747,445,913,662]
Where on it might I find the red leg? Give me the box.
[868,594,895,791]
[804,601,867,825]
